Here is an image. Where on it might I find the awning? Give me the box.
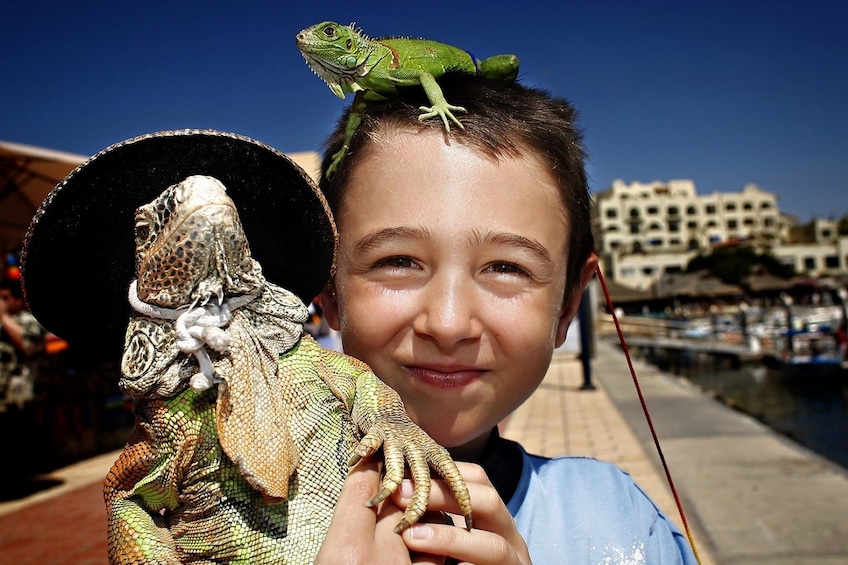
[0,140,87,253]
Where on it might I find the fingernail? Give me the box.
[400,479,414,499]
[405,524,433,540]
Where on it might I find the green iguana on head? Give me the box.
[296,21,519,176]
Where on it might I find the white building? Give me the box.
[592,179,846,290]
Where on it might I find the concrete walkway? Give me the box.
[589,339,848,564]
[1,340,847,563]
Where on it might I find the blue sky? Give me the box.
[4,0,847,222]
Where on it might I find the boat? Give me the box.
[762,325,847,378]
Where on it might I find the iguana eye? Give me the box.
[135,221,151,246]
[346,39,352,49]
[324,26,335,38]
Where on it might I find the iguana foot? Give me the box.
[418,104,467,131]
[352,420,473,533]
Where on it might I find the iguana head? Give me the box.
[296,21,383,98]
[133,175,263,308]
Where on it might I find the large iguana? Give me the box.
[296,21,519,176]
[104,175,472,563]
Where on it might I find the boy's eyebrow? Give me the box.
[353,226,433,254]
[352,226,555,265]
[473,231,554,265]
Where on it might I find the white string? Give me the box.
[128,280,260,391]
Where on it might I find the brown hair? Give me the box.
[319,72,595,301]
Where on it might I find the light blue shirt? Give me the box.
[508,449,698,563]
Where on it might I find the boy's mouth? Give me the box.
[404,364,487,389]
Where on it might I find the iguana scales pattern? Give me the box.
[104,175,472,563]
[296,21,519,176]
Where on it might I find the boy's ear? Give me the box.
[317,284,341,331]
[555,253,599,347]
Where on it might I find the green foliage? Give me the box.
[686,245,794,284]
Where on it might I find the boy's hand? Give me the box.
[397,462,532,565]
[317,460,531,564]
[316,459,443,564]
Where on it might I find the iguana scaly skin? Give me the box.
[104,175,472,563]
[296,21,519,176]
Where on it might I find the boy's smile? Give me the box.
[322,129,580,452]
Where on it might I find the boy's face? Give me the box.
[321,130,593,452]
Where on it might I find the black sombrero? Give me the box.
[21,129,336,360]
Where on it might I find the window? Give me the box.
[630,208,640,218]
[743,218,755,226]
[706,220,717,228]
[826,256,839,269]
[822,229,832,238]
[605,208,617,218]
[649,222,662,231]
[705,204,716,214]
[764,217,775,227]
[647,206,659,215]
[642,267,654,275]
[687,221,697,229]
[743,202,753,211]
[804,257,816,270]
[686,206,697,215]
[761,201,772,209]
[667,206,680,216]
[727,219,738,229]
[668,220,680,232]
[649,238,663,246]
[725,202,737,212]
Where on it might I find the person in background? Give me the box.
[0,274,46,489]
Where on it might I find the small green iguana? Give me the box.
[105,175,472,563]
[296,21,519,176]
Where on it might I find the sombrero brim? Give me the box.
[21,129,336,360]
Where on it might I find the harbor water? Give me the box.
[631,346,848,470]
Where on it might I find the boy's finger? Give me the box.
[403,522,522,565]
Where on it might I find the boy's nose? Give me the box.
[412,275,482,348]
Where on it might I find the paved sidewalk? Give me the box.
[500,352,717,564]
[591,339,848,564]
[7,338,846,563]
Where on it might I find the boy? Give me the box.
[314,73,697,563]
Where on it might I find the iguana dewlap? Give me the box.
[296,21,519,176]
[105,175,472,563]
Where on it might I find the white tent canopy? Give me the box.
[0,140,87,254]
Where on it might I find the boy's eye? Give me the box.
[373,256,417,270]
[485,262,531,277]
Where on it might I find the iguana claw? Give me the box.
[418,103,467,131]
[353,418,474,533]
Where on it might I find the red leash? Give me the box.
[594,265,703,564]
